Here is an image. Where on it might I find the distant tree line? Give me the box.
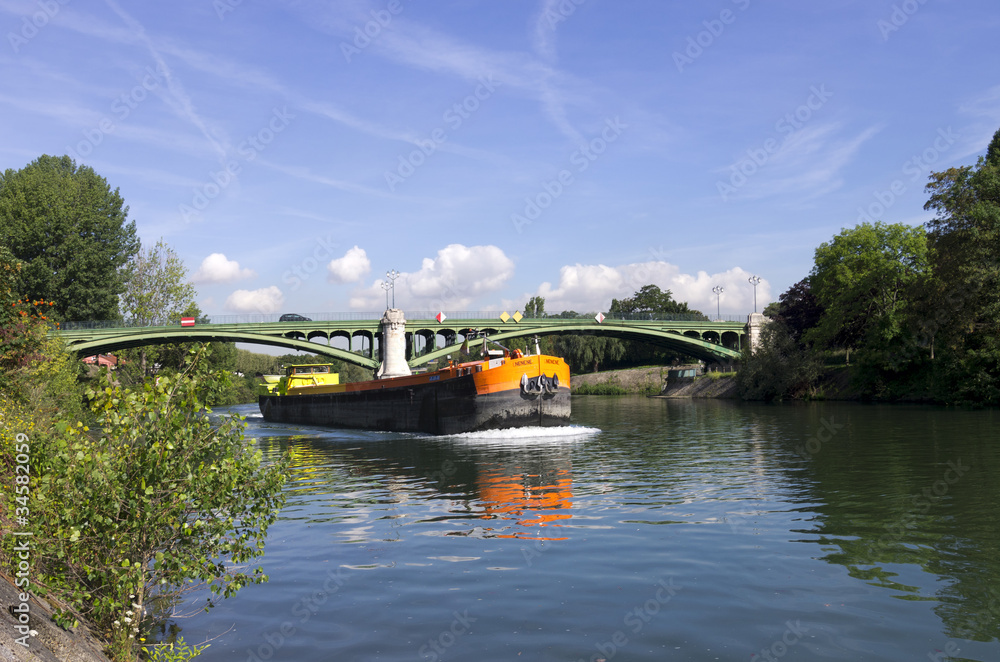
[511,285,709,374]
[739,127,1000,405]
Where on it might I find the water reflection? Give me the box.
[250,424,592,542]
[733,402,1000,644]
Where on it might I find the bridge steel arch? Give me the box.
[59,326,381,370]
[407,319,744,367]
[57,317,747,370]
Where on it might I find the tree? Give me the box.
[524,295,546,318]
[771,278,824,345]
[551,333,626,373]
[922,126,1000,403]
[119,238,197,327]
[117,238,198,378]
[0,155,139,321]
[608,284,706,319]
[606,284,708,368]
[806,222,929,352]
[735,320,821,401]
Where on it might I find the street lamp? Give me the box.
[381,280,391,309]
[385,269,400,308]
[748,275,761,313]
[712,285,724,321]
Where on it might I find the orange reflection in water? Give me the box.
[477,468,573,540]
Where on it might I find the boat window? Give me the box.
[314,366,330,373]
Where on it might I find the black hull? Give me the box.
[258,374,571,435]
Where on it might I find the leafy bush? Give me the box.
[28,347,288,660]
[736,321,821,401]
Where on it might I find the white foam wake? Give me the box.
[443,425,600,443]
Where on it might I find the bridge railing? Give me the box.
[56,311,748,331]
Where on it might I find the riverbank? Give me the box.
[572,365,860,400]
[0,572,110,661]
[571,366,739,398]
[571,366,667,395]
[658,374,738,398]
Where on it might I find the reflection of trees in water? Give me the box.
[755,405,1000,643]
[254,433,574,540]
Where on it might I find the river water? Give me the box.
[176,397,1000,661]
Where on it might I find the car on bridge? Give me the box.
[279,313,312,322]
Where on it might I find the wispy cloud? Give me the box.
[103,0,229,164]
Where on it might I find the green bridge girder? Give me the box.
[57,317,747,369]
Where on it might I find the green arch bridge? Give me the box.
[56,312,759,370]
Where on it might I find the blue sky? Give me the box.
[2,0,998,320]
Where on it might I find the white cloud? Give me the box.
[225,286,284,314]
[532,262,772,318]
[349,244,515,310]
[191,253,256,284]
[327,246,371,284]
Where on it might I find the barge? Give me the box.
[258,309,571,435]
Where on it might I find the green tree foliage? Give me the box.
[922,127,1000,403]
[607,284,708,368]
[735,320,821,401]
[116,239,200,379]
[523,296,546,318]
[31,347,288,661]
[770,278,824,345]
[0,155,139,321]
[806,222,929,352]
[551,332,627,374]
[608,284,708,319]
[119,238,197,327]
[0,248,85,417]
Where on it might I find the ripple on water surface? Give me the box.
[180,398,1000,661]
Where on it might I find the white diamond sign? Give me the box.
[436,312,447,323]
[595,312,605,324]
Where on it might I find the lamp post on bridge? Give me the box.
[381,281,391,310]
[385,269,400,308]
[748,275,761,313]
[712,285,724,321]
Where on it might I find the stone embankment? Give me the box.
[572,366,738,398]
[658,375,738,398]
[0,572,109,662]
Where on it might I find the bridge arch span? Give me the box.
[63,330,380,370]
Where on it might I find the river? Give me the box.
[173,397,1000,661]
